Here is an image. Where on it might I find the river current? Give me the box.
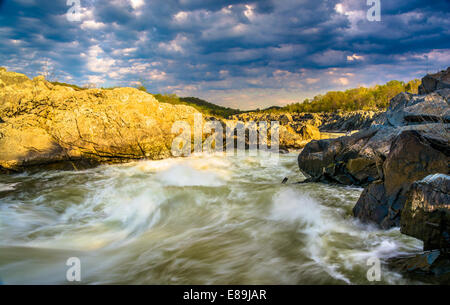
[0,152,423,284]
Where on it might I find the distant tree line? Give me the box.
[280,79,421,113]
[153,94,243,118]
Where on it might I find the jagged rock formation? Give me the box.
[298,126,395,185]
[419,67,450,94]
[298,68,450,232]
[401,174,450,251]
[228,112,322,149]
[0,68,326,172]
[231,110,383,134]
[353,130,449,229]
[0,69,200,172]
[297,68,450,279]
[318,110,383,131]
[388,250,450,282]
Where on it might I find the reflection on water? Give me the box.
[0,152,422,284]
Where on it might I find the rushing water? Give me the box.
[0,152,423,284]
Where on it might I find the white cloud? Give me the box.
[243,5,255,20]
[129,0,144,10]
[335,3,344,15]
[112,48,137,56]
[149,70,167,80]
[174,11,188,23]
[347,54,364,61]
[85,45,116,73]
[81,20,106,30]
[335,77,349,85]
[87,75,105,85]
[158,34,188,53]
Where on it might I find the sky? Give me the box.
[0,0,449,110]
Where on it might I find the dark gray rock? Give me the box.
[298,126,396,186]
[353,130,449,229]
[418,68,450,94]
[401,174,450,251]
[387,250,450,283]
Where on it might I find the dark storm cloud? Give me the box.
[0,0,449,108]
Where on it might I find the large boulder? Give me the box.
[419,67,450,94]
[319,110,383,132]
[279,113,293,125]
[388,250,450,282]
[353,130,449,228]
[0,69,200,172]
[278,125,306,149]
[295,113,323,127]
[298,126,395,185]
[384,90,450,127]
[298,124,320,141]
[401,174,450,251]
[298,68,450,231]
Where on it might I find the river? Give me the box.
[0,151,423,284]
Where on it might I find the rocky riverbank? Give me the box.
[231,110,383,133]
[0,68,202,173]
[297,68,450,280]
[0,68,328,173]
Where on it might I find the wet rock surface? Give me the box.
[353,130,449,229]
[387,250,450,283]
[297,68,450,280]
[401,174,450,251]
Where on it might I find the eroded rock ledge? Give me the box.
[0,68,200,173]
[0,68,324,173]
[297,68,450,279]
[298,67,450,241]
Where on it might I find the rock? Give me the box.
[229,112,323,149]
[298,68,450,228]
[401,174,450,251]
[319,110,383,132]
[353,130,449,228]
[352,180,389,224]
[419,67,450,94]
[384,91,450,127]
[295,113,323,127]
[298,126,395,185]
[387,250,450,282]
[298,124,320,141]
[0,69,201,172]
[232,110,380,133]
[279,113,293,125]
[278,125,306,149]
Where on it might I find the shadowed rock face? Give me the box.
[297,126,391,185]
[353,130,449,229]
[0,69,200,172]
[384,90,450,127]
[298,67,450,231]
[419,67,450,94]
[401,174,450,251]
[388,250,450,283]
